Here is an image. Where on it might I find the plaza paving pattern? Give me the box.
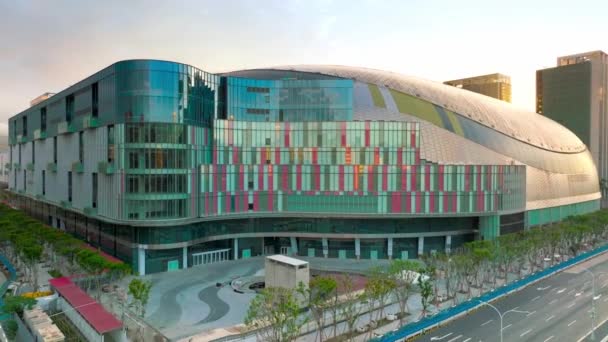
[142,256,391,340]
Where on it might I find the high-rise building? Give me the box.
[444,73,512,102]
[7,60,600,274]
[536,50,608,205]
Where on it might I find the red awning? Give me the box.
[49,277,122,334]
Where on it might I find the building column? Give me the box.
[355,238,361,260]
[233,238,239,260]
[322,238,328,258]
[387,237,393,260]
[418,236,424,257]
[445,235,452,254]
[182,247,188,269]
[290,237,298,255]
[138,247,146,276]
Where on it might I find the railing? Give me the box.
[375,243,608,341]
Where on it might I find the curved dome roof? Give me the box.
[264,65,586,154]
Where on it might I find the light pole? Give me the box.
[478,300,530,342]
[581,269,608,341]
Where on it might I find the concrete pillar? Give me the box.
[418,236,424,257]
[387,237,393,260]
[182,247,188,269]
[445,235,452,254]
[233,238,239,260]
[290,237,298,255]
[355,238,361,260]
[322,238,328,258]
[138,247,146,276]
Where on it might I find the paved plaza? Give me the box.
[140,256,393,340]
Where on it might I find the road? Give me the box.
[416,252,608,342]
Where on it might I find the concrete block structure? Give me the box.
[265,255,310,291]
[7,60,601,274]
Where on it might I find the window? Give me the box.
[42,170,46,195]
[246,108,270,115]
[246,86,270,93]
[18,144,21,164]
[79,131,84,163]
[107,125,115,163]
[127,176,139,193]
[41,107,47,132]
[23,170,26,190]
[32,141,35,164]
[91,83,99,118]
[53,137,57,163]
[65,94,74,122]
[128,152,139,169]
[92,173,98,208]
[68,171,72,202]
[22,115,27,136]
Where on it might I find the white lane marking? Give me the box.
[575,292,582,297]
[527,310,536,317]
[544,336,554,342]
[502,324,512,330]
[594,294,602,300]
[549,299,558,305]
[557,288,566,294]
[462,339,471,342]
[481,320,493,326]
[521,329,532,337]
[532,295,541,301]
[546,315,555,322]
[568,302,576,308]
[430,333,453,341]
[538,286,551,291]
[568,320,577,327]
[447,335,463,342]
[512,306,519,311]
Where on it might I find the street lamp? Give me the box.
[580,269,608,340]
[477,299,530,342]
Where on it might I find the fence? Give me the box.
[375,243,608,342]
[0,253,17,321]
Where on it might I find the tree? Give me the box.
[1,295,36,316]
[388,259,419,325]
[418,267,435,318]
[363,267,395,340]
[300,276,337,342]
[245,286,307,342]
[337,274,364,342]
[128,278,152,318]
[2,320,18,341]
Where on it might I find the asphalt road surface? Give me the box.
[415,252,608,342]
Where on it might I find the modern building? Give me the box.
[7,60,600,275]
[536,50,608,206]
[444,73,512,102]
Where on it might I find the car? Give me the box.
[386,313,398,321]
[369,320,378,328]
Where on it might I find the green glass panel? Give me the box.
[308,248,315,257]
[338,250,347,259]
[167,260,179,271]
[370,250,378,260]
[242,249,251,259]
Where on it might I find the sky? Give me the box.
[0,0,607,133]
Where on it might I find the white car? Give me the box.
[386,313,398,321]
[356,325,368,333]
